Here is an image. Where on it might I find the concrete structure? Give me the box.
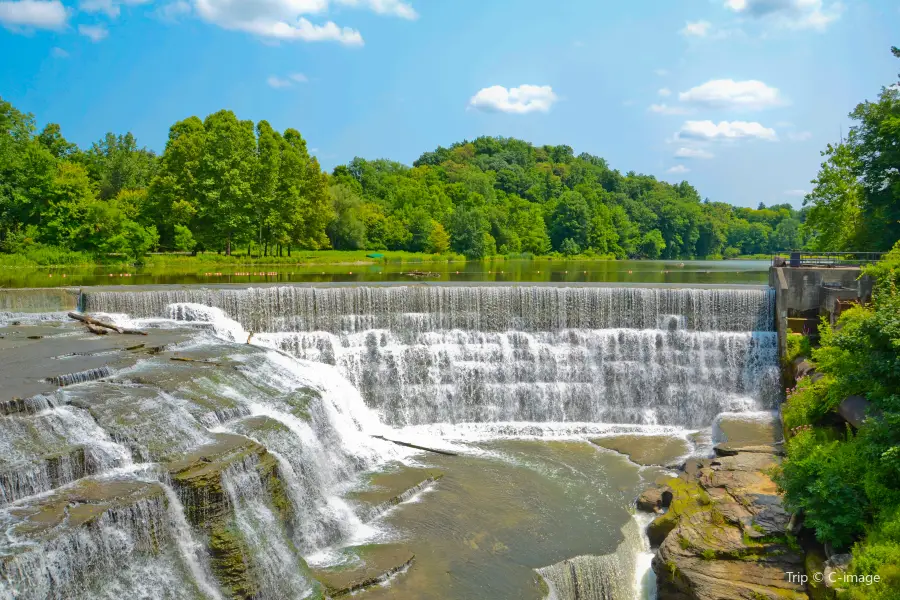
[769,265,873,356]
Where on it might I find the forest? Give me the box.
[0,103,810,265]
[1,49,898,265]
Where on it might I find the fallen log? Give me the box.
[68,312,147,335]
[85,323,109,336]
[170,357,223,366]
[371,435,458,456]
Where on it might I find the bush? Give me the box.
[782,376,836,430]
[775,430,871,549]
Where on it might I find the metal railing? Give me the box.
[772,252,885,268]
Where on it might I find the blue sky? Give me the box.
[1,0,898,208]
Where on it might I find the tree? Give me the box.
[327,184,367,250]
[427,221,450,253]
[771,218,801,252]
[450,207,491,258]
[803,143,864,251]
[549,191,590,250]
[638,229,666,259]
[197,111,257,255]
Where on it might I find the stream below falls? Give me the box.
[0,285,780,600]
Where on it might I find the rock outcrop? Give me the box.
[643,445,808,600]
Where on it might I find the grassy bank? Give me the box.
[0,248,467,269]
[0,247,770,269]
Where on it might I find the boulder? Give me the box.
[838,396,877,429]
[714,443,785,457]
[637,485,673,513]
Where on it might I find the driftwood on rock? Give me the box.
[68,312,147,335]
[84,323,109,336]
[371,435,458,456]
[170,357,223,367]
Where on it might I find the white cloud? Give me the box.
[675,147,714,159]
[268,73,309,88]
[784,189,809,197]
[681,20,712,36]
[157,0,191,20]
[79,23,109,41]
[334,0,416,20]
[51,46,68,57]
[267,75,293,88]
[469,85,558,115]
[787,130,812,141]
[658,88,672,97]
[649,103,690,115]
[678,120,777,141]
[80,0,151,18]
[0,0,67,30]
[191,0,417,44]
[724,0,841,31]
[679,79,783,110]
[668,165,691,174]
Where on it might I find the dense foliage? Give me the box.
[775,244,900,598]
[802,47,900,252]
[2,96,810,264]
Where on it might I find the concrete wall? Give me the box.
[770,266,872,355]
[0,288,80,313]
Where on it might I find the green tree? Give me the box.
[638,229,666,259]
[450,207,491,258]
[549,191,590,250]
[197,111,257,255]
[802,143,864,251]
[327,184,367,250]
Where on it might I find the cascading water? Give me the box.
[538,517,646,600]
[84,286,778,429]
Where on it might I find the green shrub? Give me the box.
[782,376,837,430]
[775,430,871,549]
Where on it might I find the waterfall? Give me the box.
[538,516,646,600]
[46,366,113,387]
[82,285,774,333]
[218,455,318,600]
[84,286,778,429]
[0,490,181,600]
[0,405,133,506]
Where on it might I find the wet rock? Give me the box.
[794,359,816,380]
[637,485,673,513]
[349,464,444,521]
[714,443,785,457]
[168,434,292,600]
[311,544,414,597]
[0,477,169,599]
[590,434,691,466]
[710,452,780,473]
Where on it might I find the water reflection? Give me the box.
[1,259,769,288]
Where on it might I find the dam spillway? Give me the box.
[82,285,780,429]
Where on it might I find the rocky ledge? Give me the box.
[641,442,808,600]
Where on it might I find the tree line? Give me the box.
[1,49,896,263]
